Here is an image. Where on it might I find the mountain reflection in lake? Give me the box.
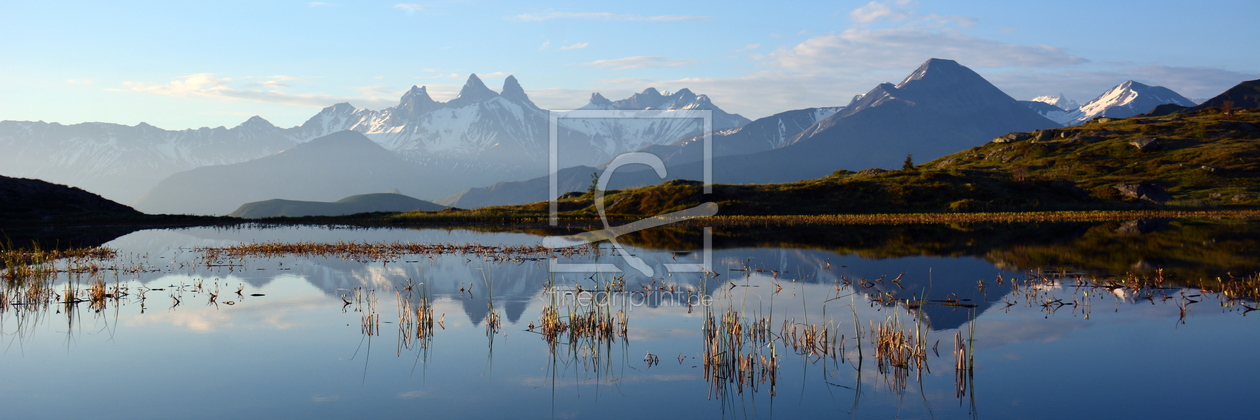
[1,223,1257,419]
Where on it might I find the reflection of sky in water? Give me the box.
[0,227,1255,419]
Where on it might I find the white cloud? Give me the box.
[251,80,289,88]
[583,56,697,70]
[394,3,426,12]
[539,40,550,50]
[523,86,625,110]
[560,42,589,50]
[767,28,1086,72]
[397,390,428,399]
[352,85,395,96]
[122,73,393,109]
[849,1,912,23]
[848,1,975,27]
[510,12,710,22]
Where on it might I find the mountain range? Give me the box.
[446,58,1061,208]
[1022,81,1197,126]
[0,75,748,211]
[2,59,1241,215]
[228,191,445,218]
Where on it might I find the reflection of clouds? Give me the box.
[311,394,340,403]
[124,293,331,333]
[161,310,234,333]
[397,390,427,399]
[353,265,408,288]
[972,318,1089,349]
[1029,281,1062,291]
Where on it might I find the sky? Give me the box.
[1,0,1258,130]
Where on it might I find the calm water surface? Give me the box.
[1,225,1256,419]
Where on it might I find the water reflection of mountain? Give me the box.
[96,219,1259,331]
[622,219,1260,281]
[100,228,1019,331]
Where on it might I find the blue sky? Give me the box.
[2,0,1257,129]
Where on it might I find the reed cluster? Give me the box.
[869,315,929,390]
[702,310,777,397]
[395,281,438,354]
[779,319,837,358]
[535,293,628,346]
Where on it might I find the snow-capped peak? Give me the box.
[1029,94,1079,111]
[896,58,963,88]
[1075,80,1195,123]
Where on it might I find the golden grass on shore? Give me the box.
[684,209,1260,227]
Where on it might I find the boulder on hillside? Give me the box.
[1031,130,1056,142]
[992,132,1032,144]
[1112,182,1172,204]
[1129,137,1161,151]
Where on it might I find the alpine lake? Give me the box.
[2,217,1258,419]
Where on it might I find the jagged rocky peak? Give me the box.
[397,85,437,117]
[500,75,524,97]
[450,74,499,105]
[324,102,357,114]
[588,92,612,106]
[400,85,434,105]
[500,75,536,107]
[674,88,697,101]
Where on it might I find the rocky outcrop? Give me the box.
[1129,137,1160,151]
[1113,182,1172,204]
[992,132,1032,144]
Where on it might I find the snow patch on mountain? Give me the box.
[1029,94,1079,111]
[1074,81,1196,123]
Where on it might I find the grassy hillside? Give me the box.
[929,107,1258,206]
[539,108,1260,217]
[1,175,141,222]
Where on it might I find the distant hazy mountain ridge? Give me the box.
[229,192,446,218]
[0,75,747,208]
[132,131,452,215]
